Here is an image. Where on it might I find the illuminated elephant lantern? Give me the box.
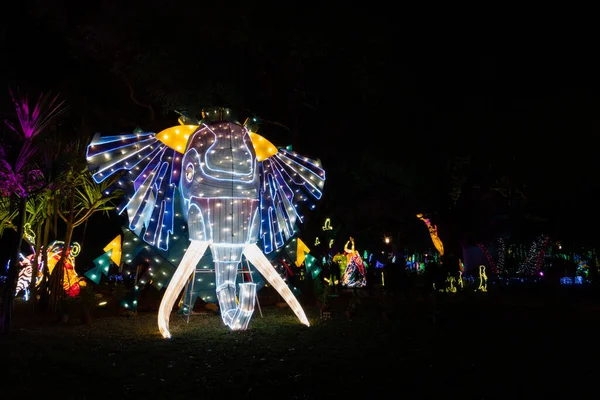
[86,109,325,337]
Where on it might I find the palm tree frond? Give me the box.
[7,88,69,140]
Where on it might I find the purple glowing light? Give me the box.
[6,89,67,140]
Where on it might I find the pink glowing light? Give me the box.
[0,90,67,197]
[6,88,67,140]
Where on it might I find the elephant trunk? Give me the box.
[212,245,257,330]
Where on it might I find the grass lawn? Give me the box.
[2,288,600,399]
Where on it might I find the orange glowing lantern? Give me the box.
[45,241,86,297]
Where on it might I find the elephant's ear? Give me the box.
[86,128,193,251]
[258,148,326,254]
[248,132,278,161]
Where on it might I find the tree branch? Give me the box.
[56,207,67,223]
[111,65,155,123]
[73,205,100,228]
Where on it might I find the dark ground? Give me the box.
[1,286,600,399]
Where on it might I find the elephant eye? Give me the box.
[185,164,194,182]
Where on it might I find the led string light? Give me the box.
[87,132,181,251]
[158,240,209,338]
[87,113,324,336]
[259,152,325,254]
[496,237,506,274]
[517,235,550,275]
[477,243,498,274]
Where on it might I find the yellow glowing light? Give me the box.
[322,218,333,231]
[155,125,199,153]
[416,214,445,256]
[295,238,311,267]
[98,301,108,306]
[249,132,278,161]
[344,238,355,255]
[45,242,85,293]
[103,235,122,266]
[477,265,487,292]
[446,275,457,293]
[23,223,36,244]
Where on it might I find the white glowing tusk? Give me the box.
[243,243,309,327]
[157,240,209,338]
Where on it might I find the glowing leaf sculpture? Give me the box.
[87,109,325,337]
[103,235,122,267]
[84,268,102,285]
[416,214,445,256]
[96,250,113,275]
[295,238,311,267]
[84,250,113,284]
[304,254,321,279]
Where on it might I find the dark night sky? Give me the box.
[1,3,600,265]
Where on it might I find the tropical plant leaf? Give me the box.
[7,88,68,140]
[56,167,124,228]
